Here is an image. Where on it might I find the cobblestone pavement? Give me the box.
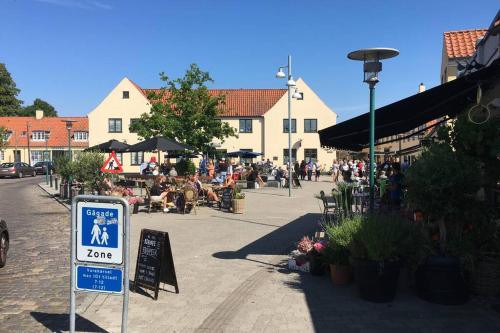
[0,177,99,333]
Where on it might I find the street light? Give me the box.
[45,131,50,185]
[347,48,399,211]
[62,120,76,200]
[276,55,302,198]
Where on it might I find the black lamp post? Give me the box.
[45,131,50,185]
[62,120,76,199]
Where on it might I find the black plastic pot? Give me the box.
[352,258,401,303]
[415,255,469,305]
[309,255,326,276]
[133,203,139,214]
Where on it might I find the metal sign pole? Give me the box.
[69,195,130,333]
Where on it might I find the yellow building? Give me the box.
[0,110,88,165]
[88,78,337,172]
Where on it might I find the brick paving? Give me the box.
[0,177,100,333]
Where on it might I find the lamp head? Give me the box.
[287,78,296,87]
[292,88,302,99]
[275,68,286,78]
[63,120,76,130]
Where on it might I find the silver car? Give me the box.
[0,162,37,178]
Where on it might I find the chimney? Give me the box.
[418,83,426,93]
[35,109,44,120]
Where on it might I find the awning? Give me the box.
[319,58,500,151]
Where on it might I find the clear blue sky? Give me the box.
[1,0,498,121]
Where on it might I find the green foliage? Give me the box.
[0,126,9,151]
[324,216,362,265]
[72,152,105,191]
[175,158,196,176]
[333,182,354,214]
[350,214,412,262]
[0,63,22,116]
[233,185,245,199]
[21,98,58,117]
[54,155,74,182]
[129,64,237,152]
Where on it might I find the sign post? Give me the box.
[70,195,130,333]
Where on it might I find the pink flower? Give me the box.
[313,242,326,253]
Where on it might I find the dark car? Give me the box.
[33,161,55,175]
[0,220,8,268]
[0,162,37,178]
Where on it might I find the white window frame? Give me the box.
[32,131,47,141]
[130,152,144,165]
[31,150,45,164]
[73,131,88,141]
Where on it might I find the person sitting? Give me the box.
[150,176,170,212]
[247,167,265,188]
[193,174,219,203]
[275,166,286,187]
[223,176,236,189]
[100,176,113,195]
[169,166,178,177]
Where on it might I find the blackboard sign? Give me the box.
[133,229,179,300]
[221,188,233,211]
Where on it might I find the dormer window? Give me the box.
[123,91,129,99]
[74,131,89,141]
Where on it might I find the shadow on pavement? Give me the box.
[30,312,109,333]
[213,213,322,260]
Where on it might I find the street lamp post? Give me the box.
[45,131,50,185]
[347,48,399,211]
[276,55,302,198]
[63,120,76,199]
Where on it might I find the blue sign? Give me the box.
[76,265,123,294]
[81,207,119,248]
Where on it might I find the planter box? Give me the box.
[232,198,245,214]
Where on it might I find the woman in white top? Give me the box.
[332,160,339,183]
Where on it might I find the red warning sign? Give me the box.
[101,151,123,174]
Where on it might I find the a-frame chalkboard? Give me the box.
[133,229,179,300]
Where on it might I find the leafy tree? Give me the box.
[21,98,58,117]
[0,126,9,151]
[0,63,23,116]
[130,64,237,152]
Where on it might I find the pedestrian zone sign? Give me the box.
[76,265,123,294]
[77,201,123,264]
[101,151,123,174]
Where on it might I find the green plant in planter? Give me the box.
[233,185,245,199]
[350,214,412,262]
[175,158,196,176]
[324,216,361,266]
[54,155,75,183]
[71,152,106,192]
[333,182,354,216]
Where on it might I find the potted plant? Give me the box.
[232,186,245,214]
[296,236,327,276]
[406,142,480,305]
[324,216,361,285]
[128,196,144,214]
[349,214,411,303]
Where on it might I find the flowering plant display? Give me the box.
[128,196,145,205]
[297,236,314,254]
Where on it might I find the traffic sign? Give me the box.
[76,201,123,264]
[101,151,123,174]
[76,265,124,294]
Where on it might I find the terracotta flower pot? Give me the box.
[329,264,352,285]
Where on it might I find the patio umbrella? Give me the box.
[126,136,196,162]
[85,139,130,152]
[226,150,263,158]
[165,152,201,159]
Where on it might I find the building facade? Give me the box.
[0,110,88,164]
[88,78,337,172]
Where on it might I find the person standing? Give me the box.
[332,159,339,183]
[307,159,313,181]
[314,160,320,182]
[219,158,227,182]
[299,160,306,180]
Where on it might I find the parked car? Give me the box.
[0,220,9,268]
[33,161,55,175]
[0,162,37,178]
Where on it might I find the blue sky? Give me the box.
[1,0,498,121]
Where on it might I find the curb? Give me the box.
[37,183,71,211]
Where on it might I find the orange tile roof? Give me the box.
[142,88,287,117]
[444,29,487,59]
[0,116,88,148]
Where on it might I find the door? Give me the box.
[13,150,21,163]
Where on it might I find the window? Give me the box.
[283,119,297,133]
[129,118,140,133]
[31,151,44,164]
[304,119,317,133]
[0,151,4,161]
[130,152,144,165]
[108,118,122,133]
[115,152,123,165]
[31,131,47,141]
[73,131,88,141]
[240,148,253,165]
[283,148,297,164]
[304,149,317,162]
[21,131,26,137]
[239,119,252,133]
[123,91,129,99]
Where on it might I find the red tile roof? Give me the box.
[142,88,287,117]
[444,29,487,59]
[0,116,88,148]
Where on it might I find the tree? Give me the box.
[21,98,58,117]
[130,64,237,153]
[0,63,22,116]
[0,126,9,151]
